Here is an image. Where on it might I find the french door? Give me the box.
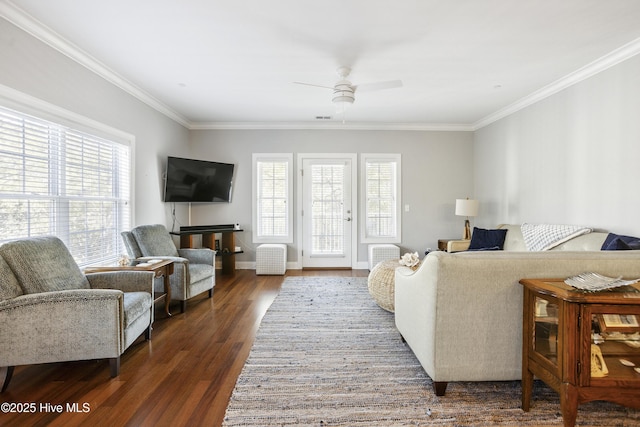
[299,154,356,268]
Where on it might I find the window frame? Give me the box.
[252,153,293,244]
[360,153,402,244]
[0,91,134,267]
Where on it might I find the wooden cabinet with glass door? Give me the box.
[520,278,640,427]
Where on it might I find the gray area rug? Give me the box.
[223,276,640,426]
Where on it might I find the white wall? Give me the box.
[185,129,474,264]
[0,18,190,226]
[474,54,640,236]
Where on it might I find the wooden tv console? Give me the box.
[170,225,243,275]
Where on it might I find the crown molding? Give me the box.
[0,0,190,128]
[3,0,639,133]
[188,121,474,131]
[472,36,640,130]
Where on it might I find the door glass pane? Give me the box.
[534,296,558,363]
[310,164,344,255]
[591,312,640,379]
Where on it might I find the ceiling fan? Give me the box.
[293,66,403,113]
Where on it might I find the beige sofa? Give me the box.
[394,224,640,396]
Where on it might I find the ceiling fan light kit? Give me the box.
[332,83,355,105]
[294,66,402,121]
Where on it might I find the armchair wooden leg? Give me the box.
[208,289,213,298]
[1,366,14,393]
[181,300,187,313]
[433,381,448,396]
[145,324,152,340]
[109,357,120,378]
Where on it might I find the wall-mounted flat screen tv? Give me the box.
[164,156,235,203]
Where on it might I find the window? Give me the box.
[361,154,401,243]
[252,153,293,243]
[0,105,131,267]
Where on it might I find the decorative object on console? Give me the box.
[455,198,479,240]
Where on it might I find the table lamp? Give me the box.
[455,198,479,240]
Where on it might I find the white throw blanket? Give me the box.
[521,223,592,251]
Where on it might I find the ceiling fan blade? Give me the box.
[292,81,334,90]
[353,79,403,93]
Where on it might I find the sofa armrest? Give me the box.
[86,270,155,294]
[177,248,215,265]
[0,289,126,366]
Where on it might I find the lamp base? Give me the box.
[463,219,472,240]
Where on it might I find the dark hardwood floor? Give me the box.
[0,269,368,427]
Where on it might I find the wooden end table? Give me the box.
[520,278,640,427]
[85,259,175,317]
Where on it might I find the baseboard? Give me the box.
[232,261,368,270]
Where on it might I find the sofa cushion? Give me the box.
[601,233,640,251]
[521,223,591,251]
[131,224,179,257]
[468,227,508,251]
[0,256,23,301]
[0,236,90,294]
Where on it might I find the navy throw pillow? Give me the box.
[601,233,640,250]
[468,227,508,251]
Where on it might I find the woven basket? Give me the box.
[367,259,421,312]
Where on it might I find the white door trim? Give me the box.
[296,153,358,269]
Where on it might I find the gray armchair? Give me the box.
[0,236,154,392]
[121,224,215,313]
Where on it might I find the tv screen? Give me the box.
[164,156,235,203]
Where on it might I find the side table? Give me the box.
[437,238,470,252]
[520,278,640,427]
[85,259,175,317]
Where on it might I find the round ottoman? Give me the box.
[367,259,421,312]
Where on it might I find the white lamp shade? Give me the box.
[455,199,479,217]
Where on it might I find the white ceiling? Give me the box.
[3,0,640,130]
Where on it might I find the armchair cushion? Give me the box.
[189,263,216,284]
[121,231,143,259]
[0,257,22,301]
[0,236,89,294]
[123,292,153,329]
[131,224,179,257]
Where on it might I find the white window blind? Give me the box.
[252,153,293,243]
[361,154,401,243]
[0,105,131,267]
